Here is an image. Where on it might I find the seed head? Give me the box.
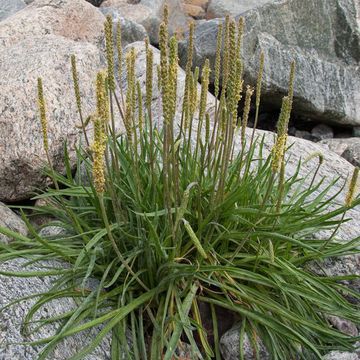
[272,96,292,173]
[168,36,178,122]
[93,71,108,194]
[222,15,230,90]
[145,37,153,111]
[226,20,237,112]
[241,85,254,146]
[199,59,210,123]
[71,55,82,116]
[124,49,136,141]
[92,126,106,194]
[214,23,223,98]
[256,52,265,108]
[186,21,195,73]
[104,16,115,91]
[163,3,169,26]
[288,60,296,102]
[96,71,109,127]
[345,167,359,207]
[205,113,210,144]
[189,66,199,119]
[137,81,143,133]
[236,17,244,58]
[159,22,169,91]
[116,22,122,81]
[37,78,49,153]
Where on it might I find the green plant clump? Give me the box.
[0,13,359,360]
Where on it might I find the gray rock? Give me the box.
[0,0,26,22]
[100,0,190,44]
[311,124,334,141]
[0,35,105,201]
[38,225,70,238]
[179,0,360,127]
[308,255,360,304]
[221,323,359,360]
[100,7,147,47]
[343,142,360,167]
[294,129,313,141]
[0,0,106,49]
[207,0,272,19]
[319,138,359,157]
[323,346,360,360]
[327,316,358,337]
[0,258,110,359]
[220,324,270,360]
[0,202,27,245]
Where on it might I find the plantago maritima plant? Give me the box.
[0,14,359,360]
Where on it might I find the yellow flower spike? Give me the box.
[189,66,199,119]
[168,36,178,121]
[236,17,244,58]
[129,48,137,114]
[222,15,230,90]
[199,59,210,123]
[226,20,237,114]
[186,21,195,73]
[256,52,265,109]
[182,21,195,130]
[104,15,115,92]
[345,167,359,207]
[159,22,169,123]
[137,81,143,134]
[124,51,135,142]
[96,71,109,129]
[163,2,169,26]
[157,64,161,92]
[241,85,254,146]
[231,59,244,127]
[214,23,223,99]
[159,22,169,89]
[205,113,210,145]
[145,37,153,112]
[228,19,236,62]
[272,96,292,173]
[116,22,122,81]
[93,71,108,194]
[92,126,106,194]
[37,78,49,153]
[288,60,296,102]
[71,55,82,117]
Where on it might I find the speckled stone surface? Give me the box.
[319,138,360,157]
[343,142,360,167]
[0,202,27,245]
[207,0,271,19]
[179,0,360,127]
[101,0,189,43]
[0,258,111,359]
[0,35,104,201]
[0,0,26,22]
[0,0,105,49]
[220,324,270,360]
